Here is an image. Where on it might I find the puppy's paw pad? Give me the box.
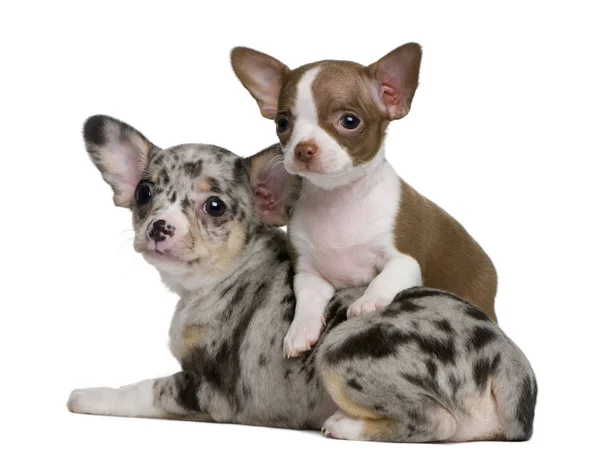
[322,411,364,440]
[347,294,392,318]
[283,315,324,358]
[67,387,114,415]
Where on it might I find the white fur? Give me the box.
[347,252,422,318]
[285,154,422,354]
[283,272,334,357]
[322,410,365,440]
[67,379,164,418]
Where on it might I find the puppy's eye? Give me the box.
[203,196,227,217]
[135,182,153,205]
[339,114,361,130]
[276,116,290,133]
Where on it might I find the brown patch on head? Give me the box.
[274,60,391,167]
[321,370,378,420]
[232,44,422,169]
[311,61,388,164]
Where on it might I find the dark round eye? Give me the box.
[276,116,290,133]
[135,182,153,205]
[203,196,227,217]
[339,114,361,130]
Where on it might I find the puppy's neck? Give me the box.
[158,229,280,299]
[158,235,263,297]
[303,145,388,196]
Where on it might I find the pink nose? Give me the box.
[295,141,318,163]
[148,219,175,242]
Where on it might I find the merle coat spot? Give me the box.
[468,326,497,351]
[174,371,201,412]
[207,177,223,194]
[516,377,537,440]
[347,378,363,391]
[464,305,492,322]
[394,287,473,309]
[324,323,407,364]
[434,319,453,334]
[183,160,203,178]
[425,359,437,379]
[472,354,501,391]
[381,299,424,317]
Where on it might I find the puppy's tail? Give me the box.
[491,340,538,441]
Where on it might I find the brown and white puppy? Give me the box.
[231,43,498,357]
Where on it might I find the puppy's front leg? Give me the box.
[67,372,206,420]
[348,254,422,318]
[284,272,335,358]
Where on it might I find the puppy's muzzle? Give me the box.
[149,219,175,242]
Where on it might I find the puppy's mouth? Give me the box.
[284,155,327,176]
[143,248,174,259]
[141,247,203,266]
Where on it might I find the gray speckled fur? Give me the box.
[72,115,537,442]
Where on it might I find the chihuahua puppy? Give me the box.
[231,43,498,357]
[67,115,536,442]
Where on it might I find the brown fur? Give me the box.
[321,370,378,420]
[395,180,498,321]
[311,62,388,164]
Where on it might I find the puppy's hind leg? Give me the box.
[67,372,208,420]
[319,370,456,442]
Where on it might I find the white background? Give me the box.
[2,1,599,466]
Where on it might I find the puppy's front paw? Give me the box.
[322,410,364,440]
[347,293,392,318]
[67,387,116,415]
[283,314,325,358]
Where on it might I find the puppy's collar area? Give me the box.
[302,147,388,194]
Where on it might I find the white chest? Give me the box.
[289,161,401,289]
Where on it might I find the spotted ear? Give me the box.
[231,47,290,119]
[244,144,300,227]
[83,115,158,208]
[368,42,422,120]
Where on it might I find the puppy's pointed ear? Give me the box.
[83,115,157,208]
[368,42,422,120]
[243,144,300,227]
[231,47,290,119]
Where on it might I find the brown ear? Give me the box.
[244,144,300,227]
[231,47,290,119]
[368,42,422,120]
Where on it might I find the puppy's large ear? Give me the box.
[83,115,157,208]
[231,47,290,119]
[244,144,300,227]
[368,42,422,120]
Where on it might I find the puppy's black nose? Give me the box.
[149,219,174,242]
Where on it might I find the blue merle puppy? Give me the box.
[67,115,537,442]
